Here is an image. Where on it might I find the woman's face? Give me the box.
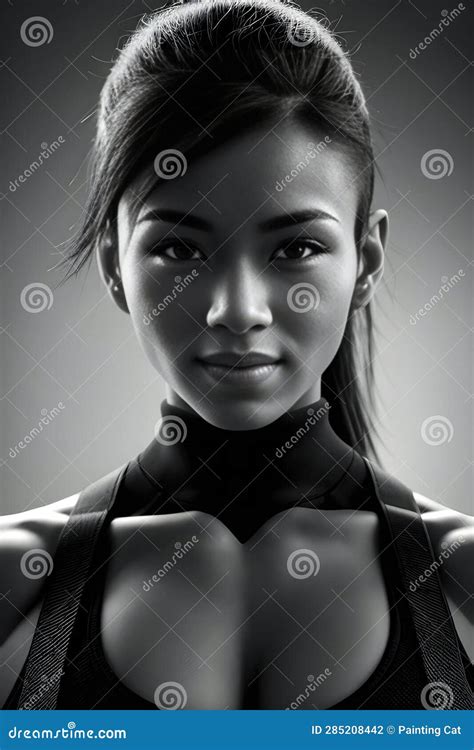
[116,120,362,430]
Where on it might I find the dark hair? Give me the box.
[55,0,384,463]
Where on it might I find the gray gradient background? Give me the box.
[1,0,472,515]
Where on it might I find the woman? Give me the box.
[1,0,472,711]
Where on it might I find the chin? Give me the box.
[198,401,286,432]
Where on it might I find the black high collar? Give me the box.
[134,396,357,511]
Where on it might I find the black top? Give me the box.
[5,396,473,709]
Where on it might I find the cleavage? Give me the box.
[99,507,391,709]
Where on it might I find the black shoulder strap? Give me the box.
[14,455,472,710]
[15,462,129,710]
[363,456,473,709]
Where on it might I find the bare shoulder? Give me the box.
[0,494,82,706]
[413,491,473,546]
[413,491,473,641]
[0,494,80,644]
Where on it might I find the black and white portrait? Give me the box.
[1,0,472,716]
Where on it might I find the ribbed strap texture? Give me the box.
[14,456,472,710]
[363,457,473,709]
[16,464,128,710]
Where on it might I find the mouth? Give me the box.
[196,356,283,386]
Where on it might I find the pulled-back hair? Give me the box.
[56,0,384,462]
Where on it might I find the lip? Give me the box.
[198,351,280,367]
[196,357,282,386]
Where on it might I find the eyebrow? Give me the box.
[136,208,340,232]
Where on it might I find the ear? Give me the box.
[96,221,129,314]
[351,209,388,311]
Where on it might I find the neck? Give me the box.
[164,384,323,424]
[136,396,354,505]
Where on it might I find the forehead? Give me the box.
[121,120,359,235]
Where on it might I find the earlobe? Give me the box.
[96,224,130,314]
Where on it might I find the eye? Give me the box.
[273,239,330,263]
[149,240,203,261]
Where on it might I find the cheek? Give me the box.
[121,243,356,376]
[280,264,355,366]
[123,263,201,357]
[283,258,355,325]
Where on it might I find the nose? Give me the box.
[206,259,273,334]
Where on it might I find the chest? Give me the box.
[100,508,391,709]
